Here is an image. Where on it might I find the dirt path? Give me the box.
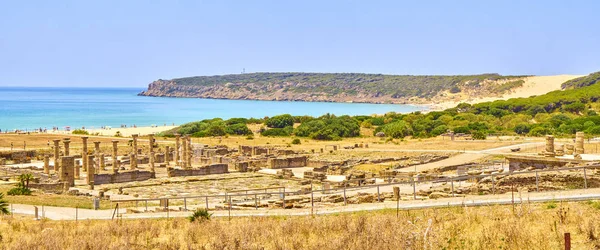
[9,187,600,220]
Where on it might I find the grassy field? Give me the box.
[0,185,114,209]
[1,202,600,249]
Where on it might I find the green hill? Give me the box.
[139,72,527,103]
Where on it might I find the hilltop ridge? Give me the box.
[138,72,532,104]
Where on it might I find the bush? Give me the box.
[376,121,412,139]
[114,131,122,137]
[225,123,253,135]
[7,187,31,196]
[291,138,301,144]
[295,115,360,140]
[188,208,212,222]
[261,126,293,137]
[0,193,9,214]
[265,114,294,128]
[72,129,89,135]
[472,131,487,140]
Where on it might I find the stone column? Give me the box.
[114,160,120,174]
[149,151,155,173]
[63,138,71,156]
[93,141,101,154]
[86,154,94,176]
[187,136,193,168]
[43,155,50,174]
[130,153,137,170]
[175,134,181,166]
[182,135,188,168]
[566,144,575,155]
[132,134,139,156]
[100,153,105,171]
[576,132,585,154]
[165,146,171,164]
[60,156,75,187]
[545,135,555,157]
[112,140,119,172]
[149,134,154,153]
[555,144,565,156]
[87,155,95,190]
[81,136,88,172]
[74,159,80,180]
[53,139,61,171]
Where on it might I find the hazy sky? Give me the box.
[1,0,599,87]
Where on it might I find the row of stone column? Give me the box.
[544,132,585,158]
[175,134,193,168]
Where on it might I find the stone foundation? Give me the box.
[93,170,155,185]
[507,155,585,171]
[267,156,308,169]
[167,164,229,177]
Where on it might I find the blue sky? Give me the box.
[1,0,599,87]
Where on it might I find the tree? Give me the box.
[265,114,294,128]
[0,193,9,215]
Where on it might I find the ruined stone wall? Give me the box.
[167,163,228,177]
[93,170,155,185]
[29,182,64,192]
[267,156,308,169]
[507,156,585,171]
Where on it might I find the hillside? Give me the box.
[561,71,600,89]
[138,72,530,104]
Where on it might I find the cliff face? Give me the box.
[138,72,528,104]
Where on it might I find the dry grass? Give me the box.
[0,185,114,209]
[2,202,600,249]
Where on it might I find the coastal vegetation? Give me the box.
[158,71,600,140]
[139,72,529,103]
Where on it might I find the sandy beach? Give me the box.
[83,125,177,136]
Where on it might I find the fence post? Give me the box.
[228,196,232,221]
[492,175,495,194]
[282,188,286,209]
[145,200,148,212]
[205,196,209,210]
[565,232,571,250]
[412,178,417,200]
[76,207,78,222]
[451,178,454,197]
[584,167,588,189]
[535,171,539,192]
[255,194,258,210]
[310,182,314,213]
[377,185,381,202]
[343,183,347,206]
[184,198,187,211]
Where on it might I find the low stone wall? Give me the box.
[506,156,586,171]
[93,170,155,185]
[307,159,344,168]
[167,164,229,177]
[267,156,308,169]
[29,182,64,192]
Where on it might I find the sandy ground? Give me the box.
[430,74,583,110]
[82,126,176,136]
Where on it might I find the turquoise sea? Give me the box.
[0,87,426,131]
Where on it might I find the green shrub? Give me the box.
[188,208,212,222]
[472,131,487,140]
[261,126,293,137]
[72,129,89,135]
[265,114,294,128]
[0,193,9,214]
[291,138,301,144]
[7,187,31,196]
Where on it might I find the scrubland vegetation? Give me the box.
[158,72,600,140]
[2,202,600,249]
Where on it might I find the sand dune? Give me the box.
[431,74,583,110]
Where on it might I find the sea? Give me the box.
[0,87,426,131]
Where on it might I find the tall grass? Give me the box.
[1,202,600,249]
